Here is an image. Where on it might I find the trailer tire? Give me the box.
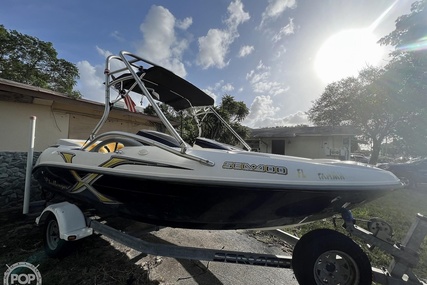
[43,213,70,257]
[292,229,372,285]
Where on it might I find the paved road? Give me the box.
[106,225,299,285]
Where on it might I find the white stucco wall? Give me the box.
[0,101,69,151]
[255,136,347,159]
[68,114,154,139]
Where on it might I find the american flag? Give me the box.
[123,94,137,113]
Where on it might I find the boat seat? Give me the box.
[90,137,143,153]
[136,130,181,147]
[194,137,234,150]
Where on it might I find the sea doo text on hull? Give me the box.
[32,51,403,230]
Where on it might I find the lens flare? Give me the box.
[397,36,427,52]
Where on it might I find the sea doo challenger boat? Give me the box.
[33,51,402,230]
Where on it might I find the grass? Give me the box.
[292,187,427,281]
[2,189,425,284]
[0,213,159,285]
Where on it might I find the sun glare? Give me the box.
[314,29,385,84]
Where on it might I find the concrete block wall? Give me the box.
[0,152,41,209]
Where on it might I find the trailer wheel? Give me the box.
[43,214,70,257]
[292,229,372,285]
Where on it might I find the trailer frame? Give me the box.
[35,202,427,285]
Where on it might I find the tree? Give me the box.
[378,0,427,52]
[308,67,405,164]
[378,0,427,158]
[199,95,250,145]
[0,25,81,98]
[144,95,250,146]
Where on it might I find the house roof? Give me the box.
[0,78,163,124]
[250,125,357,138]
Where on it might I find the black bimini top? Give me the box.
[113,66,214,111]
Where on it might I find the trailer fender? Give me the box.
[36,202,93,241]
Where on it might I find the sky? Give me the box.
[0,0,415,128]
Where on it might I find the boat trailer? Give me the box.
[36,202,427,285]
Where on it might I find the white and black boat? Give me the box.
[32,51,402,230]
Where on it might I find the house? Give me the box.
[0,78,358,159]
[247,126,357,160]
[0,78,163,152]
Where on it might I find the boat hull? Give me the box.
[33,164,392,230]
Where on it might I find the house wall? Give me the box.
[288,137,324,158]
[289,136,346,159]
[0,101,157,152]
[68,114,154,139]
[0,101,69,152]
[254,136,348,159]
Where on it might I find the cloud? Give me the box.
[273,44,287,59]
[136,5,188,77]
[260,0,296,28]
[197,29,233,69]
[95,46,125,74]
[246,95,280,120]
[110,30,124,42]
[176,17,193,30]
[196,0,249,69]
[205,80,235,98]
[222,83,235,92]
[76,60,105,102]
[281,111,310,125]
[247,111,309,128]
[202,88,218,105]
[246,61,289,96]
[238,45,254,57]
[243,96,309,128]
[96,46,112,58]
[272,18,295,42]
[77,47,131,103]
[225,0,250,30]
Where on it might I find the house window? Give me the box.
[272,140,285,155]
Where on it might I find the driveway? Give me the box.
[105,225,299,285]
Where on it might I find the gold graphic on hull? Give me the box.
[60,152,127,204]
[59,152,75,163]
